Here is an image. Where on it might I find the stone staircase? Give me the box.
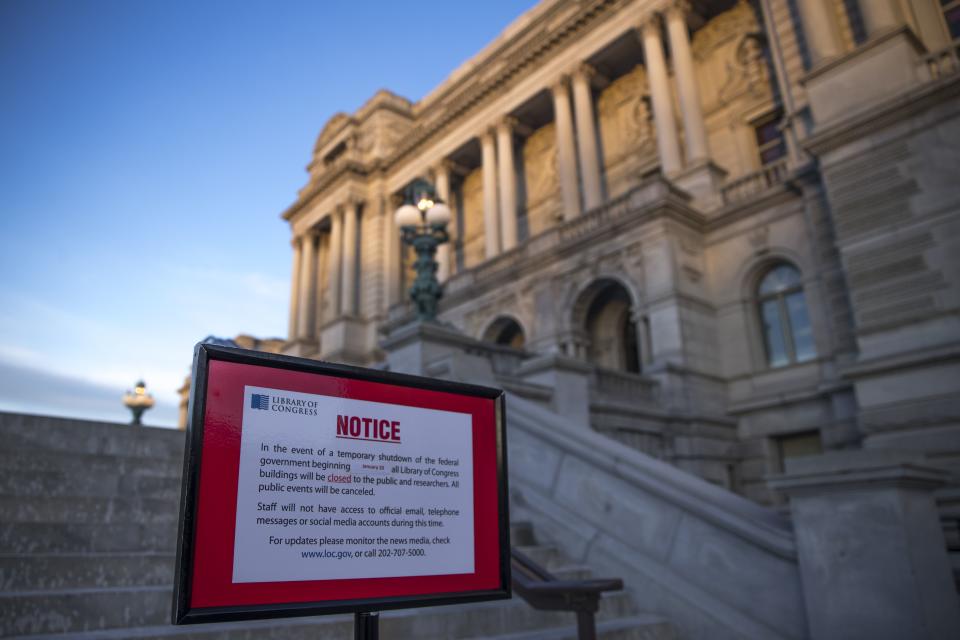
[0,412,675,639]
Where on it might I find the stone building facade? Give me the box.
[279,0,960,509]
[176,334,285,429]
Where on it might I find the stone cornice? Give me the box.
[386,0,629,167]
[839,340,960,381]
[803,71,960,157]
[282,161,370,221]
[286,0,641,223]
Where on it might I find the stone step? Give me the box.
[0,551,594,595]
[546,564,594,581]
[1,586,174,636]
[475,614,678,640]
[1,613,674,640]
[0,468,182,500]
[0,586,636,637]
[0,414,184,459]
[0,522,177,554]
[514,544,566,569]
[0,450,182,478]
[2,611,675,640]
[0,496,179,525]
[510,521,536,546]
[0,553,175,591]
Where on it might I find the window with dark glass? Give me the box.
[943,0,960,41]
[776,431,823,472]
[754,113,787,167]
[757,263,815,368]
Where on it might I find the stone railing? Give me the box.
[588,366,658,405]
[506,394,803,640]
[721,158,789,205]
[488,347,528,377]
[592,423,667,459]
[921,39,960,81]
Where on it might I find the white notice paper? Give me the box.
[232,385,475,583]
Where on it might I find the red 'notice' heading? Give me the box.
[336,414,401,444]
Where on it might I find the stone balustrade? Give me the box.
[721,158,789,205]
[922,39,960,81]
[588,366,659,405]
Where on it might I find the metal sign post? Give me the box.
[171,344,510,627]
[355,611,379,640]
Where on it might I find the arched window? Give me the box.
[482,317,525,350]
[757,263,815,368]
[579,280,641,373]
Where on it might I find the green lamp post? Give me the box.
[394,179,451,321]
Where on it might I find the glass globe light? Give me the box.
[394,204,421,228]
[425,202,451,226]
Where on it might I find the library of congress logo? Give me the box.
[249,392,319,415]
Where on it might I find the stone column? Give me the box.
[496,117,519,251]
[639,16,682,176]
[769,450,960,639]
[551,77,581,220]
[327,209,343,318]
[434,163,452,282]
[665,2,709,165]
[571,64,603,211]
[296,230,318,340]
[795,0,843,65]
[481,130,501,259]
[340,199,359,316]
[382,194,402,308]
[313,231,328,324]
[859,0,903,37]
[288,236,302,340]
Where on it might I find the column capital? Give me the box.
[496,115,519,133]
[663,0,691,20]
[571,62,597,83]
[636,11,663,37]
[479,126,497,143]
[440,159,471,178]
[387,191,405,209]
[570,62,609,91]
[432,158,456,175]
[343,194,363,209]
[549,74,571,97]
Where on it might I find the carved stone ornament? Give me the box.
[691,0,757,60]
[314,113,352,152]
[524,123,558,209]
[748,224,770,252]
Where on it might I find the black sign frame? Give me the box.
[172,343,510,625]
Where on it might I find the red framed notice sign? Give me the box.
[172,344,510,624]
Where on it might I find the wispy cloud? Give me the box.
[0,263,288,425]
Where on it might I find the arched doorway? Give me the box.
[574,279,640,373]
[482,316,526,349]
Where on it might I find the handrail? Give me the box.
[511,547,624,640]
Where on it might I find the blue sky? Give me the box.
[0,0,533,427]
